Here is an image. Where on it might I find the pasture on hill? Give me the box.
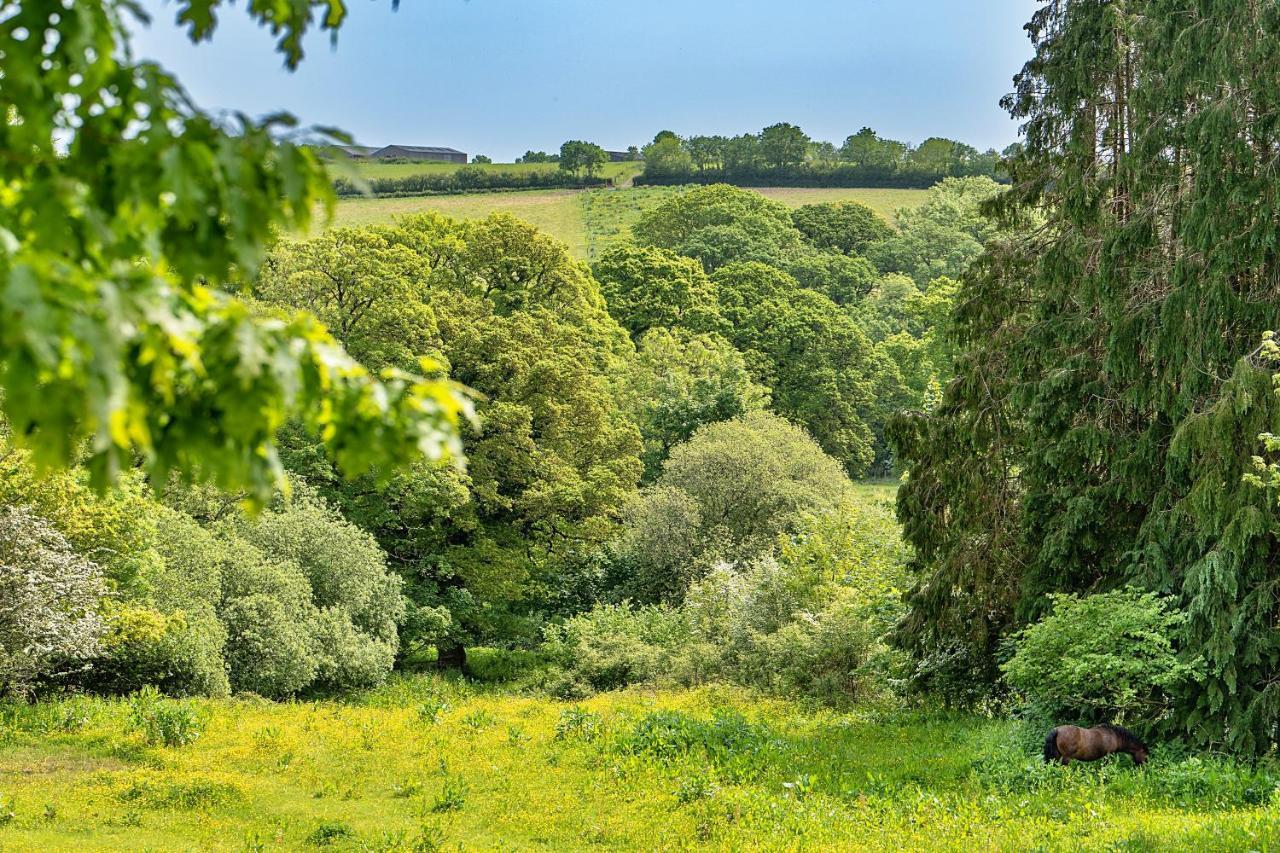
[342,159,645,183]
[3,678,1280,851]
[326,185,929,260]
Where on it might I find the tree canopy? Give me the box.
[0,0,468,504]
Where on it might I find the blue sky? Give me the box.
[132,0,1034,161]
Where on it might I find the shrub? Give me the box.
[127,686,204,747]
[89,603,230,698]
[310,607,397,693]
[1001,588,1203,729]
[0,506,105,696]
[221,594,318,698]
[543,603,690,692]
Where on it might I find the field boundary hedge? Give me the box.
[334,168,610,198]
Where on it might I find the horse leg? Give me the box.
[1059,757,1070,766]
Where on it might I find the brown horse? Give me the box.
[1043,724,1149,766]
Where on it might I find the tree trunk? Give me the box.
[436,642,466,671]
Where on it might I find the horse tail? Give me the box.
[1043,728,1060,763]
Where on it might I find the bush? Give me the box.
[332,168,605,198]
[310,607,397,692]
[89,603,230,698]
[127,686,204,747]
[622,412,852,602]
[1001,588,1203,729]
[221,594,318,698]
[0,506,105,696]
[543,603,690,692]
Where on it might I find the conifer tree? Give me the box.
[892,0,1280,752]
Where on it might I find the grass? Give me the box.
[328,190,589,257]
[324,185,929,261]
[4,679,1280,850]
[340,160,644,183]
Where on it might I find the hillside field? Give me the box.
[4,677,1280,851]
[325,185,929,260]
[337,159,645,183]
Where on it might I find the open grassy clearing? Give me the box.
[3,678,1279,851]
[327,190,588,256]
[323,184,929,262]
[749,187,928,222]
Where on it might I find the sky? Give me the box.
[132,0,1035,162]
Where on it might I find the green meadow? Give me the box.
[325,185,929,260]
[4,678,1280,851]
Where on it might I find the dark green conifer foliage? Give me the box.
[891,0,1280,752]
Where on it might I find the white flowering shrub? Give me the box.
[0,506,106,696]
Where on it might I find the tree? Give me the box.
[256,228,437,373]
[758,123,811,170]
[712,263,882,474]
[910,137,961,176]
[864,176,1005,285]
[264,214,643,668]
[684,136,725,173]
[591,245,722,338]
[472,155,493,164]
[891,1,1280,754]
[0,507,106,697]
[0,0,469,503]
[559,140,608,178]
[618,328,769,480]
[623,412,851,602]
[791,202,892,255]
[641,137,693,179]
[841,127,902,168]
[632,184,801,269]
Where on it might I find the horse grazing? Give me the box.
[1043,724,1149,766]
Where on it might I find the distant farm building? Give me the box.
[333,145,378,158]
[369,145,468,163]
[606,150,631,162]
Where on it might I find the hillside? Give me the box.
[325,185,929,260]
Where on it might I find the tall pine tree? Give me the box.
[892,0,1280,753]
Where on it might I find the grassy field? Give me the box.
[339,160,644,183]
[326,185,928,261]
[3,678,1280,851]
[328,190,589,256]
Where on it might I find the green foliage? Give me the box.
[262,214,642,659]
[544,603,690,695]
[713,264,881,473]
[0,0,468,504]
[617,328,769,480]
[591,245,721,338]
[558,141,609,178]
[641,137,694,179]
[890,2,1280,755]
[256,228,437,373]
[623,412,852,602]
[864,177,1003,285]
[90,603,231,699]
[127,686,204,748]
[791,201,891,255]
[632,184,802,271]
[1002,590,1201,730]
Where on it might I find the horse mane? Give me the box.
[1098,724,1147,750]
